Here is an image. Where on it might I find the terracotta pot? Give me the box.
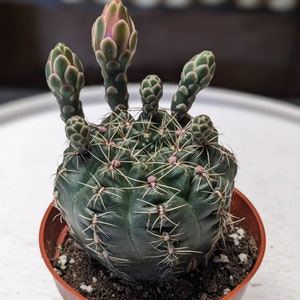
[39,189,266,300]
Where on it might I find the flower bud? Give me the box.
[45,43,85,101]
[92,0,138,70]
[45,43,85,122]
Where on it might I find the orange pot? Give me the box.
[39,189,266,300]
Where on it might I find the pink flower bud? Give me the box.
[92,0,138,68]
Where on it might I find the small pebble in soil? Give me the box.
[229,228,245,246]
[80,283,94,293]
[238,253,248,263]
[212,254,229,263]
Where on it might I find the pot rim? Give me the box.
[39,188,266,300]
[222,189,266,299]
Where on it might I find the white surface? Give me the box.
[1,85,300,299]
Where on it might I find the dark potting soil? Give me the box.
[53,227,257,300]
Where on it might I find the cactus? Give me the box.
[47,0,237,281]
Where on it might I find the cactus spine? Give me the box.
[46,0,237,281]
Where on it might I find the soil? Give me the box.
[53,227,257,300]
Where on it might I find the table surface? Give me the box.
[1,85,300,299]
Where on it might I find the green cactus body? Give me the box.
[47,0,237,282]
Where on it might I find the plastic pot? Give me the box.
[39,189,266,300]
